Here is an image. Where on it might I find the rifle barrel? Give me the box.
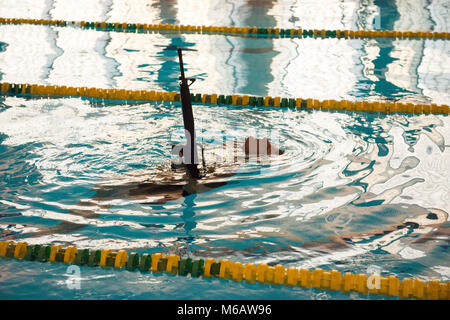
[178,48,186,80]
[177,48,200,179]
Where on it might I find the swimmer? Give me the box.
[172,136,284,169]
[6,136,284,239]
[93,135,284,203]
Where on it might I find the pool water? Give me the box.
[0,0,449,300]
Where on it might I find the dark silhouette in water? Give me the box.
[4,136,447,264]
[7,137,284,238]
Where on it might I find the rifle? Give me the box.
[177,48,200,179]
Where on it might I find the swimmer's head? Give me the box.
[244,136,284,156]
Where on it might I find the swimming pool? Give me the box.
[0,0,449,300]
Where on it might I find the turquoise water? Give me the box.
[0,0,449,300]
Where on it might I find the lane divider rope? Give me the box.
[1,17,449,40]
[1,82,449,115]
[0,241,448,300]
